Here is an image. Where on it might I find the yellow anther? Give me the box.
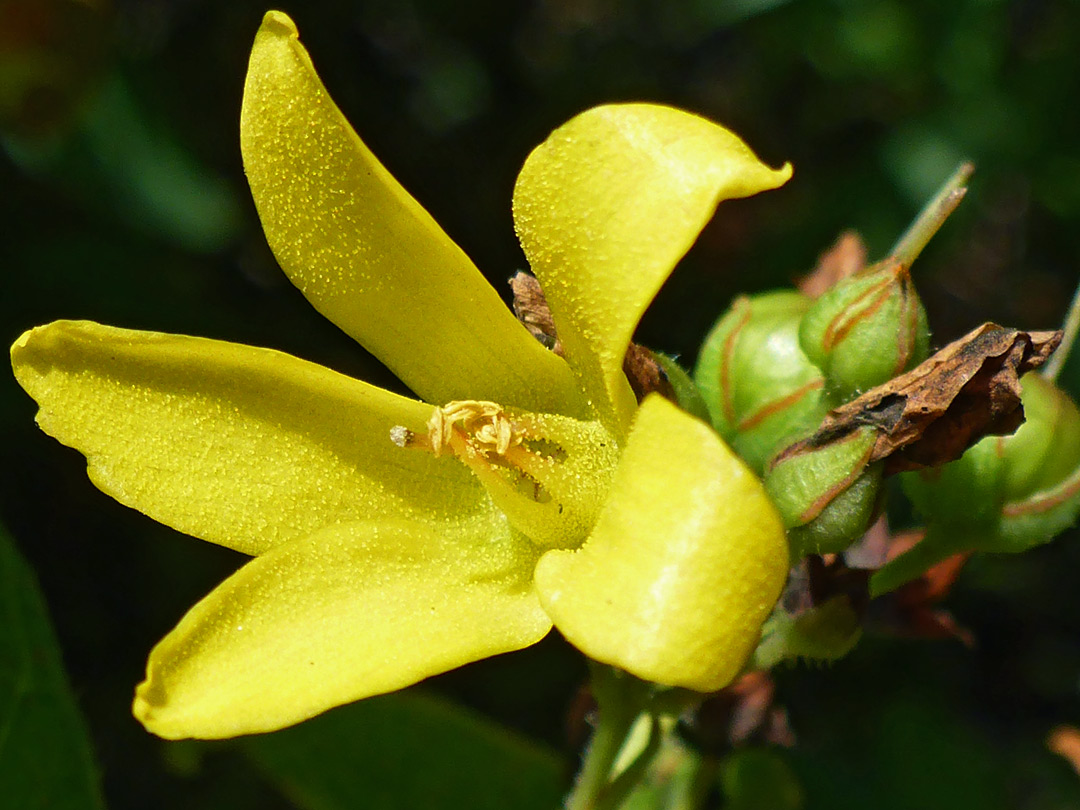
[425,400,523,458]
[391,401,619,549]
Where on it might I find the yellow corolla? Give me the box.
[10,11,793,740]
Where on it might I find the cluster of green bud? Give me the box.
[695,245,939,556]
[694,258,924,559]
[872,372,1080,593]
[694,165,972,561]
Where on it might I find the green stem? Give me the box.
[888,162,974,269]
[565,665,651,810]
[596,715,662,810]
[1043,278,1080,383]
[666,751,720,810]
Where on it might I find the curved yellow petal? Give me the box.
[242,12,583,416]
[534,395,788,692]
[513,104,792,432]
[133,516,551,739]
[11,321,488,556]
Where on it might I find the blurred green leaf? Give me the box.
[721,748,804,810]
[242,690,566,810]
[3,72,242,254]
[0,524,105,810]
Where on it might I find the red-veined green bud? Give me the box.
[764,426,882,558]
[900,372,1080,552]
[694,291,828,473]
[787,465,883,558]
[798,259,930,403]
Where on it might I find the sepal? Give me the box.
[752,595,863,669]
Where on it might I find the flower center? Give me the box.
[392,400,618,549]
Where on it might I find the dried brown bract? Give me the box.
[774,323,1062,474]
[797,230,868,298]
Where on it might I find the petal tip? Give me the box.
[10,328,34,359]
[132,678,178,739]
[771,160,794,189]
[259,10,298,38]
[10,322,66,368]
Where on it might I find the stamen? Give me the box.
[424,400,527,459]
[390,399,618,549]
[392,400,559,495]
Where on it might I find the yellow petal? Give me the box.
[241,12,583,417]
[534,395,788,692]
[513,104,792,432]
[133,516,551,739]
[11,321,488,556]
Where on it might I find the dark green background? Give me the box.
[3,0,1080,807]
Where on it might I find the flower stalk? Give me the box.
[566,666,658,810]
[888,161,973,269]
[1042,277,1080,383]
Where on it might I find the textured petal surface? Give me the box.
[133,516,551,739]
[514,104,792,432]
[11,321,487,556]
[535,395,788,692]
[242,12,582,416]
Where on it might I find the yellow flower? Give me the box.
[10,11,793,740]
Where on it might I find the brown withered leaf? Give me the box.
[681,671,795,753]
[510,271,562,354]
[798,230,869,298]
[509,271,675,402]
[854,527,975,646]
[778,323,1062,474]
[622,343,676,402]
[1048,726,1080,778]
[798,553,871,617]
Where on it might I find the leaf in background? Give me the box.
[242,690,566,810]
[0,524,105,810]
[720,747,804,810]
[3,72,242,254]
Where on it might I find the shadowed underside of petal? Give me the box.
[133,516,551,739]
[534,395,788,692]
[11,321,488,556]
[241,12,583,417]
[513,104,792,434]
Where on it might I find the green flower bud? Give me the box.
[901,372,1080,552]
[694,291,828,473]
[764,426,882,557]
[799,260,930,403]
[787,464,883,558]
